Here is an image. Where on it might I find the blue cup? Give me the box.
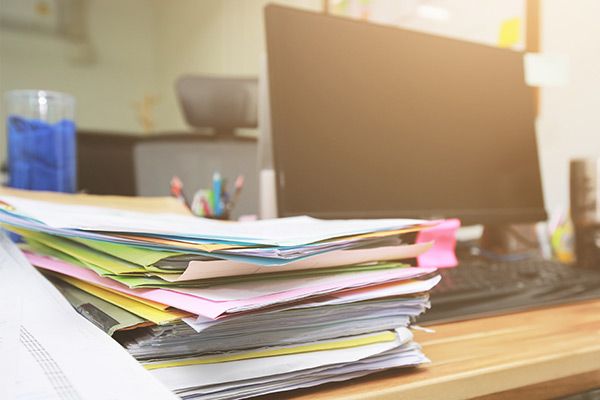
[5,90,76,192]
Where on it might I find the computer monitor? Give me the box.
[264,5,547,225]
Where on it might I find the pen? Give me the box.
[200,195,211,217]
[191,190,205,216]
[170,176,190,210]
[206,189,215,217]
[221,177,229,205]
[213,172,223,216]
[226,175,245,213]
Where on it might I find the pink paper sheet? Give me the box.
[416,218,460,268]
[25,252,435,320]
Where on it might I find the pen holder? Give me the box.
[174,174,244,220]
[189,191,232,220]
[204,211,231,221]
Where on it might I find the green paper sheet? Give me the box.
[13,228,146,275]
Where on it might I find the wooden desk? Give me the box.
[271,300,600,400]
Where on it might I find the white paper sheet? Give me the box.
[164,242,432,282]
[296,274,441,308]
[185,277,438,331]
[175,267,434,302]
[132,316,413,359]
[0,233,178,400]
[185,310,412,341]
[0,195,425,246]
[0,240,20,400]
[151,328,412,390]
[187,345,427,400]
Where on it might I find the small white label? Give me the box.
[524,53,570,87]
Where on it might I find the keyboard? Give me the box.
[418,256,600,324]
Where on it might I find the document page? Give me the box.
[0,233,178,400]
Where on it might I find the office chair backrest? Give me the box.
[175,75,258,136]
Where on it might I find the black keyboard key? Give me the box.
[418,258,600,324]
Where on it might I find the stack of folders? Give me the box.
[0,194,458,400]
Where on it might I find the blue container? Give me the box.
[5,90,76,192]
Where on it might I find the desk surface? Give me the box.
[268,300,600,400]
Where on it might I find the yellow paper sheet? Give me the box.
[82,281,171,310]
[144,330,396,370]
[111,233,239,253]
[53,274,155,311]
[55,275,190,325]
[0,186,190,214]
[325,225,427,243]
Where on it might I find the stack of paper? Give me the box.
[0,192,456,399]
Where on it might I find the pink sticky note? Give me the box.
[416,219,460,268]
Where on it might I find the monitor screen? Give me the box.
[265,5,546,225]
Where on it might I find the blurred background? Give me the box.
[0,0,598,216]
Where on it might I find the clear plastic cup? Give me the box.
[5,90,76,192]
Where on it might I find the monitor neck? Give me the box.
[480,224,540,255]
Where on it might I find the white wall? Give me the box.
[338,0,525,49]
[537,0,600,213]
[0,0,159,163]
[0,0,321,148]
[152,0,321,132]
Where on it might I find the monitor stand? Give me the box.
[479,223,541,255]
